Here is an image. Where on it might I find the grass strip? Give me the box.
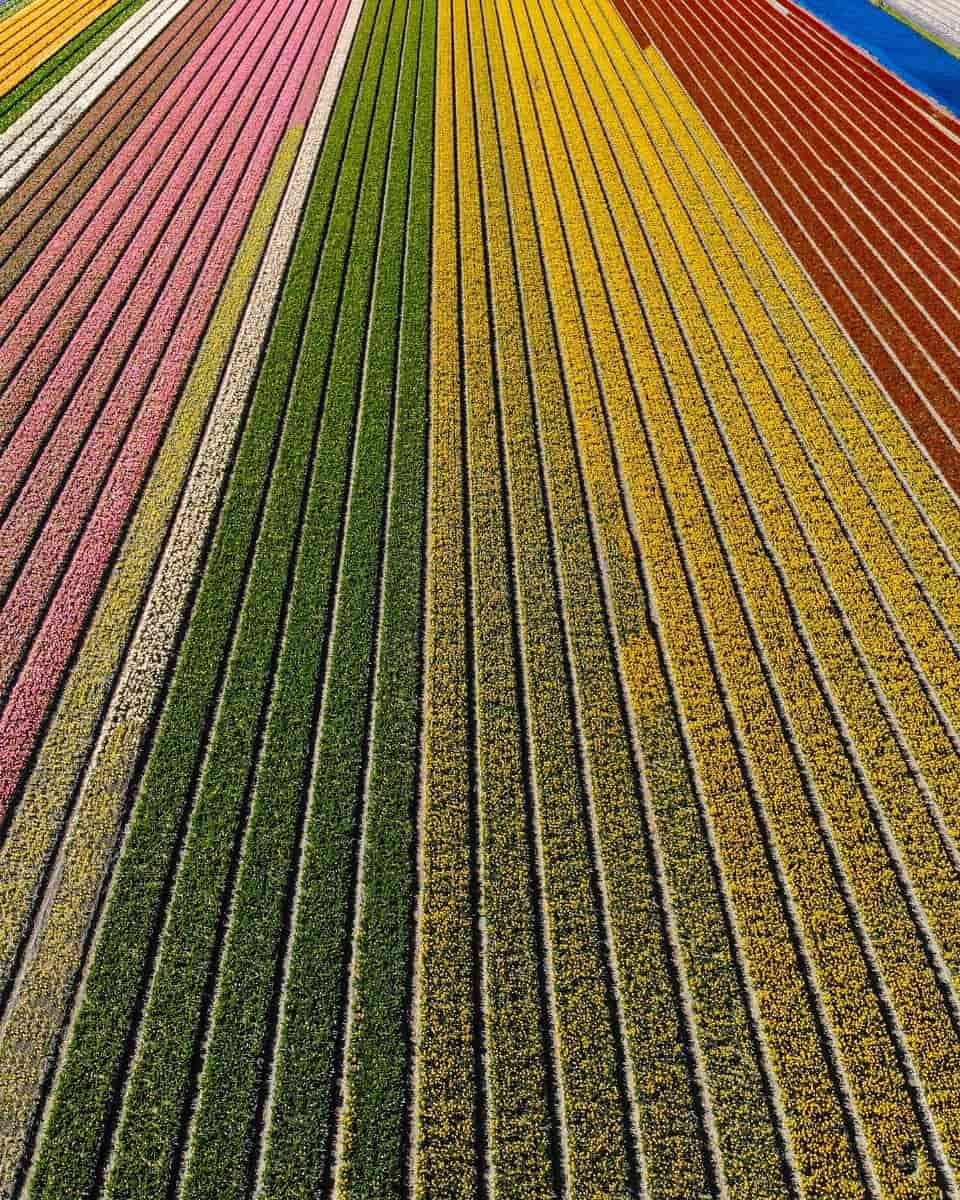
[175,0,424,1192]
[0,0,150,133]
[249,0,430,1194]
[25,0,386,1189]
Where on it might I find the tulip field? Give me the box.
[3,0,960,1193]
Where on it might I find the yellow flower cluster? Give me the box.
[0,0,118,100]
[482,2,728,1197]
[452,0,564,1185]
[617,31,960,1169]
[500,0,960,1191]
[550,0,960,1185]
[414,0,479,1187]
[420,0,653,1189]
[647,47,960,840]
[473,0,718,1193]
[502,21,864,1200]
[422,0,960,1188]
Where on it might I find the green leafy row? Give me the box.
[330,1,433,1170]
[101,0,412,1189]
[182,0,431,1189]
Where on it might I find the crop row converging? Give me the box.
[2,0,960,1195]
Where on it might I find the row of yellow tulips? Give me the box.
[515,0,960,1188]
[474,0,803,1190]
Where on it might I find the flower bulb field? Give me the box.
[3,0,960,1193]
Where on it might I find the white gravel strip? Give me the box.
[880,0,960,52]
[0,0,195,200]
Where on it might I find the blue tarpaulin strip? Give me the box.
[790,0,960,117]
